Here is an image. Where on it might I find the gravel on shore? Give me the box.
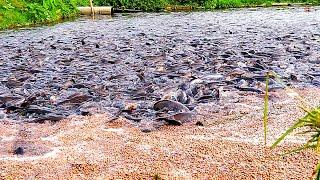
[0,88,319,179]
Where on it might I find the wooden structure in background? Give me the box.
[78,6,113,15]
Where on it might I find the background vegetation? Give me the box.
[94,0,320,10]
[1,0,320,30]
[0,0,88,29]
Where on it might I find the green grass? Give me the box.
[270,105,320,179]
[264,71,320,179]
[271,106,320,150]
[0,0,88,30]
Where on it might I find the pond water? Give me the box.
[0,7,319,123]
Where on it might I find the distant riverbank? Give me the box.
[0,0,319,30]
[95,0,318,11]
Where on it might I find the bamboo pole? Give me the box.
[165,5,193,12]
[89,0,94,16]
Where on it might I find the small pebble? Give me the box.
[196,121,204,126]
[141,128,152,133]
[14,147,24,155]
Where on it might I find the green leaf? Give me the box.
[271,120,305,149]
[280,142,316,156]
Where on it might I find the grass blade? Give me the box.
[263,72,269,147]
[281,143,316,156]
[271,120,305,149]
[313,161,320,180]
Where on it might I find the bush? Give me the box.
[93,0,171,11]
[0,0,88,29]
